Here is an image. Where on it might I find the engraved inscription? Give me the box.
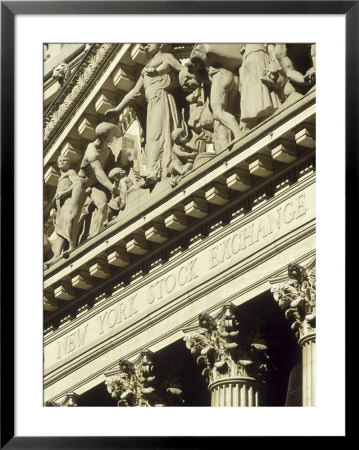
[97,294,137,335]
[57,324,88,359]
[209,193,307,269]
[147,258,198,304]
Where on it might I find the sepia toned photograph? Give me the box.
[43,42,316,408]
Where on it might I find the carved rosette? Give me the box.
[105,350,184,407]
[183,303,270,387]
[270,259,316,345]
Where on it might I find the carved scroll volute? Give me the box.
[270,259,316,343]
[183,302,271,385]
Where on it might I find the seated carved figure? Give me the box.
[104,167,133,225]
[187,44,243,149]
[179,67,214,152]
[168,128,198,187]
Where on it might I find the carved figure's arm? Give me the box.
[280,56,308,85]
[147,54,183,77]
[106,76,145,117]
[173,145,197,159]
[90,159,114,192]
[55,170,78,198]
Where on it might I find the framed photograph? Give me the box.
[1,1,352,447]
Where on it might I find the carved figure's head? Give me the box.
[52,62,71,86]
[145,43,172,55]
[108,167,127,182]
[95,122,118,143]
[179,67,200,93]
[57,154,71,170]
[171,128,188,144]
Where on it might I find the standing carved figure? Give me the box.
[106,44,183,187]
[187,44,243,150]
[67,122,118,250]
[240,44,282,130]
[44,155,77,268]
[272,44,316,108]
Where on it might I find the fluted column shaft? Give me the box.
[300,333,316,406]
[209,377,262,407]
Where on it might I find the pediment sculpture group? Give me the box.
[44,43,315,268]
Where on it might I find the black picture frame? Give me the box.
[1,1,352,448]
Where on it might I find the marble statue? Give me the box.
[239,44,282,131]
[44,155,78,267]
[179,67,214,152]
[271,44,316,108]
[104,167,133,225]
[168,128,198,187]
[67,122,118,250]
[106,44,183,187]
[187,44,243,148]
[52,62,71,86]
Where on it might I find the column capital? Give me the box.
[105,349,184,407]
[183,302,271,387]
[269,257,316,343]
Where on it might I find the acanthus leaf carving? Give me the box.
[104,350,184,407]
[270,260,316,342]
[183,302,271,385]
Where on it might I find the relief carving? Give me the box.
[52,62,71,86]
[44,43,315,263]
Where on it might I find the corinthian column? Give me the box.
[183,303,270,407]
[270,257,316,406]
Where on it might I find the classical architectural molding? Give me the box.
[44,44,117,146]
[45,391,80,407]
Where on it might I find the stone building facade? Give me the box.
[43,43,316,407]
